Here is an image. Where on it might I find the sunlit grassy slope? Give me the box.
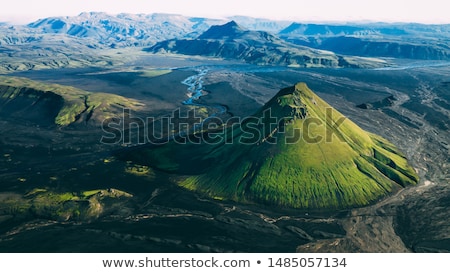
[125,83,419,209]
[1,188,133,221]
[0,76,143,126]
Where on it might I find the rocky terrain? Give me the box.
[2,13,449,73]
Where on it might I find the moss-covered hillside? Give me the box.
[122,83,419,209]
[0,76,143,126]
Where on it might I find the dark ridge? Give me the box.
[357,95,397,109]
[0,85,64,126]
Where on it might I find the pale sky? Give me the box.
[0,0,448,24]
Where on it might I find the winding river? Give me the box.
[180,68,227,117]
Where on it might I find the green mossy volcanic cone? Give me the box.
[127,83,418,209]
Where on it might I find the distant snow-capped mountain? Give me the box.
[26,12,225,47]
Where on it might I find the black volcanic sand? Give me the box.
[200,82,261,117]
[1,60,449,253]
[0,147,347,252]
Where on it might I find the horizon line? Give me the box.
[2,11,450,26]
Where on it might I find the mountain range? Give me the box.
[146,21,387,68]
[1,12,449,73]
[25,12,225,47]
